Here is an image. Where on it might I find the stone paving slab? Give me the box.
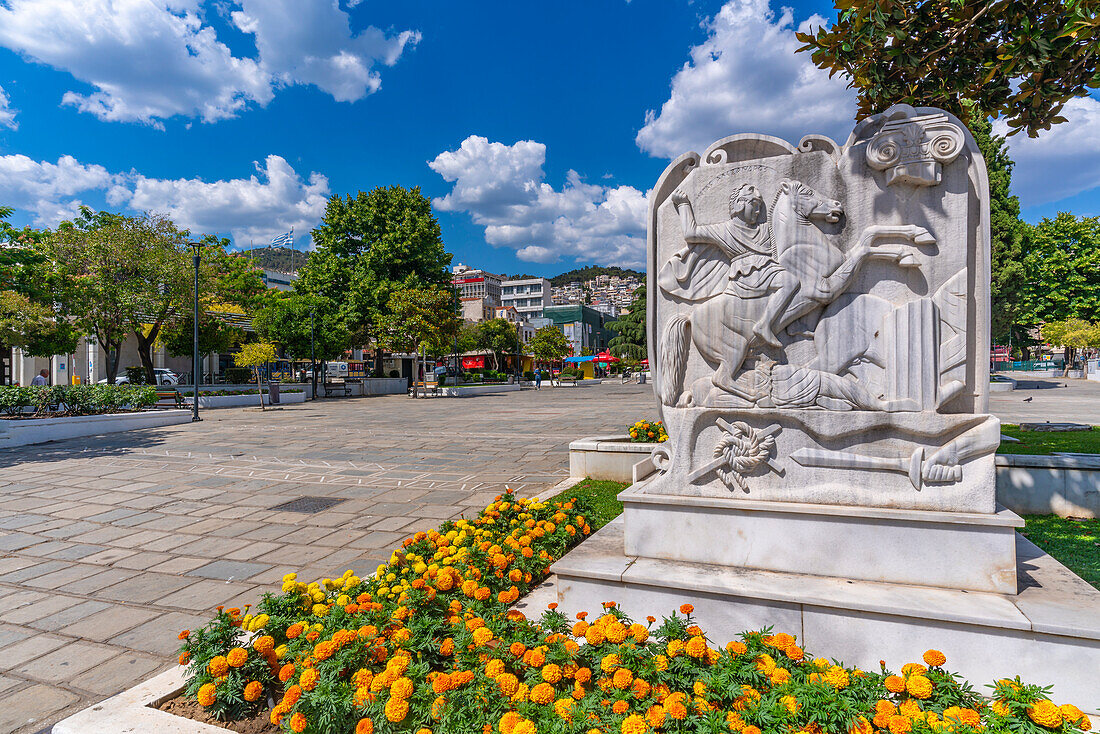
[0,383,655,733]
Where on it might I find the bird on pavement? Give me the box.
[1023,397,1033,402]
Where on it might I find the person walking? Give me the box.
[534,369,542,390]
[31,369,49,386]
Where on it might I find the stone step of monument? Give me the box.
[551,518,1100,714]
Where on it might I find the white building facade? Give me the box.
[501,277,552,320]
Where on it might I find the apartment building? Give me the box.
[452,263,504,307]
[501,277,552,320]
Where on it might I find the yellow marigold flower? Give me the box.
[1060,705,1091,731]
[601,653,621,672]
[885,675,906,693]
[781,695,800,715]
[472,626,494,646]
[923,649,947,667]
[849,717,872,734]
[906,675,933,700]
[755,653,776,675]
[666,639,685,658]
[385,697,410,723]
[685,635,707,658]
[901,663,928,676]
[485,659,505,679]
[888,715,913,734]
[530,682,555,705]
[606,623,629,644]
[542,664,563,683]
[1028,700,1064,729]
[943,707,981,728]
[513,721,537,734]
[554,698,575,721]
[899,700,924,720]
[825,666,851,689]
[197,682,216,707]
[621,714,647,734]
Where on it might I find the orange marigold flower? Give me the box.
[849,717,872,734]
[585,626,605,645]
[647,705,667,728]
[279,663,295,682]
[575,667,592,683]
[500,711,523,734]
[497,673,519,697]
[253,635,275,654]
[899,700,924,719]
[385,697,410,723]
[922,649,946,667]
[243,681,263,702]
[906,675,933,700]
[286,623,303,639]
[178,629,190,640]
[679,604,694,615]
[509,642,526,657]
[612,700,630,715]
[208,656,228,677]
[901,663,928,676]
[554,698,575,721]
[440,638,455,655]
[1060,705,1091,731]
[888,715,912,734]
[392,676,414,701]
[884,675,906,693]
[944,707,982,728]
[530,682,556,705]
[284,684,302,706]
[300,668,320,691]
[178,651,190,666]
[1028,700,1064,729]
[666,692,688,720]
[613,668,634,689]
[771,667,792,685]
[601,654,621,673]
[290,712,308,733]
[197,682,216,707]
[726,640,748,656]
[485,659,505,679]
[685,636,707,659]
[356,719,374,734]
[542,664,563,683]
[744,727,762,734]
[825,666,850,689]
[226,647,248,668]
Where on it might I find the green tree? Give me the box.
[252,293,350,361]
[0,290,80,359]
[1020,213,1100,328]
[234,342,277,410]
[607,285,647,360]
[528,326,570,368]
[376,286,460,397]
[297,186,453,373]
[159,312,243,361]
[797,1,1100,137]
[967,115,1029,348]
[476,319,522,371]
[1041,318,1100,374]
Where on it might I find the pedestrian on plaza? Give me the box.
[31,369,49,386]
[534,369,542,390]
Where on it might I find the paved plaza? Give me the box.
[0,377,1094,732]
[0,383,653,733]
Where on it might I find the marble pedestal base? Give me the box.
[551,519,1100,715]
[622,479,1022,594]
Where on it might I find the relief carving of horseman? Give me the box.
[657,178,935,409]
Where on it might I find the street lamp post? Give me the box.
[310,310,317,401]
[189,241,203,422]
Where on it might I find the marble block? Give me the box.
[620,479,1021,593]
[645,105,997,514]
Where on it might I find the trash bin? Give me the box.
[639,372,647,384]
[268,382,281,405]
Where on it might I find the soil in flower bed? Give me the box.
[158,694,279,733]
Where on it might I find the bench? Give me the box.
[412,380,441,397]
[156,389,183,408]
[323,380,351,398]
[556,376,578,386]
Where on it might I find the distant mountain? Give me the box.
[548,266,644,286]
[230,246,306,273]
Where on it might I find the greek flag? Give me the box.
[271,230,293,247]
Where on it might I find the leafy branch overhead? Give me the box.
[796,0,1100,137]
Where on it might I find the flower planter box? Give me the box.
[569,435,660,483]
[183,391,306,408]
[0,409,192,448]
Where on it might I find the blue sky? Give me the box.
[0,0,1096,278]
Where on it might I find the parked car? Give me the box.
[98,368,179,386]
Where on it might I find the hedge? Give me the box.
[0,384,158,417]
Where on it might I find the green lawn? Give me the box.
[999,424,1100,455]
[1021,515,1100,590]
[550,478,628,533]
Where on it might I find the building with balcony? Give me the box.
[501,277,552,320]
[452,263,504,307]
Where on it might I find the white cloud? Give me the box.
[429,136,648,267]
[996,96,1100,207]
[119,154,330,244]
[0,0,416,126]
[0,151,328,243]
[0,154,115,225]
[636,0,856,158]
[0,85,17,129]
[231,0,420,102]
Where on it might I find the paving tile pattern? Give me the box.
[0,383,654,733]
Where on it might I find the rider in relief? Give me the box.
[660,184,800,348]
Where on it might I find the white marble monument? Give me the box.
[552,106,1099,710]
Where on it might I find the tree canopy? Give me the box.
[252,293,351,361]
[528,326,570,365]
[474,319,522,370]
[797,1,1100,137]
[1020,213,1100,326]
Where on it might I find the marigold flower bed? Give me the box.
[177,489,1093,734]
[629,420,668,443]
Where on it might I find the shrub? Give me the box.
[524,370,535,381]
[175,491,1094,734]
[0,385,157,417]
[388,370,399,378]
[629,419,668,443]
[438,375,448,387]
[224,367,252,384]
[0,386,33,416]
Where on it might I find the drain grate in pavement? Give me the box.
[270,496,347,513]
